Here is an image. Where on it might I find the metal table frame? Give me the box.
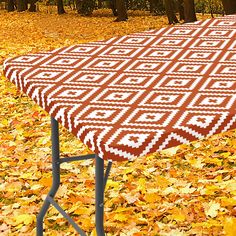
[36,117,112,236]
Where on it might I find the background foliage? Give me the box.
[0,0,225,16]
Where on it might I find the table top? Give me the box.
[3,15,236,161]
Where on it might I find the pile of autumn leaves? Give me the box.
[0,9,236,236]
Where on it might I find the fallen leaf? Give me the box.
[203,201,221,218]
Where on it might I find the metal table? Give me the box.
[3,14,236,235]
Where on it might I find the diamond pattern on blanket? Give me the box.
[122,108,178,127]
[139,48,181,60]
[60,44,107,55]
[173,110,229,138]
[155,75,202,90]
[92,88,145,105]
[200,78,236,92]
[191,38,229,49]
[110,73,159,88]
[211,64,236,77]
[73,105,129,125]
[139,91,191,108]
[3,14,236,161]
[65,71,115,85]
[187,93,236,109]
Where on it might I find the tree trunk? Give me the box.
[8,0,15,11]
[97,0,102,8]
[149,0,165,15]
[17,0,27,11]
[57,0,66,14]
[129,0,134,10]
[209,0,214,18]
[111,0,118,16]
[164,0,179,24]
[221,0,236,14]
[28,0,37,11]
[150,0,160,15]
[150,0,154,13]
[184,0,197,23]
[177,0,184,21]
[28,3,36,11]
[114,0,128,22]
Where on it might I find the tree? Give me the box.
[97,0,102,8]
[17,0,27,11]
[114,0,128,22]
[28,0,37,12]
[111,0,118,16]
[75,0,95,16]
[7,0,15,11]
[221,0,236,14]
[150,0,165,15]
[177,0,184,21]
[57,0,66,14]
[8,0,37,12]
[163,0,179,24]
[184,0,197,22]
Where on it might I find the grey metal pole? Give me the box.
[95,155,105,236]
[37,117,61,236]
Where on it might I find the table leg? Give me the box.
[95,155,105,236]
[36,117,111,235]
[37,117,60,236]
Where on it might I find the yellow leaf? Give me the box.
[30,184,43,190]
[220,152,231,158]
[60,162,74,170]
[37,136,50,145]
[204,185,220,195]
[224,217,236,236]
[114,213,128,222]
[15,223,24,230]
[74,207,92,215]
[204,157,222,166]
[156,175,170,189]
[136,217,148,225]
[226,180,236,194]
[163,186,178,195]
[1,162,9,168]
[106,179,120,190]
[161,146,179,156]
[82,217,94,229]
[145,192,161,203]
[203,201,221,218]
[14,214,35,226]
[170,208,186,222]
[228,155,236,161]
[192,219,222,229]
[188,158,205,169]
[12,203,20,209]
[47,214,64,220]
[179,184,196,194]
[6,182,22,192]
[0,183,6,191]
[221,197,236,207]
[114,207,133,213]
[137,178,146,194]
[1,118,8,126]
[121,193,139,204]
[124,167,134,174]
[20,172,38,180]
[90,228,97,236]
[167,229,185,236]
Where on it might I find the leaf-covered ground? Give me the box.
[0,8,236,236]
